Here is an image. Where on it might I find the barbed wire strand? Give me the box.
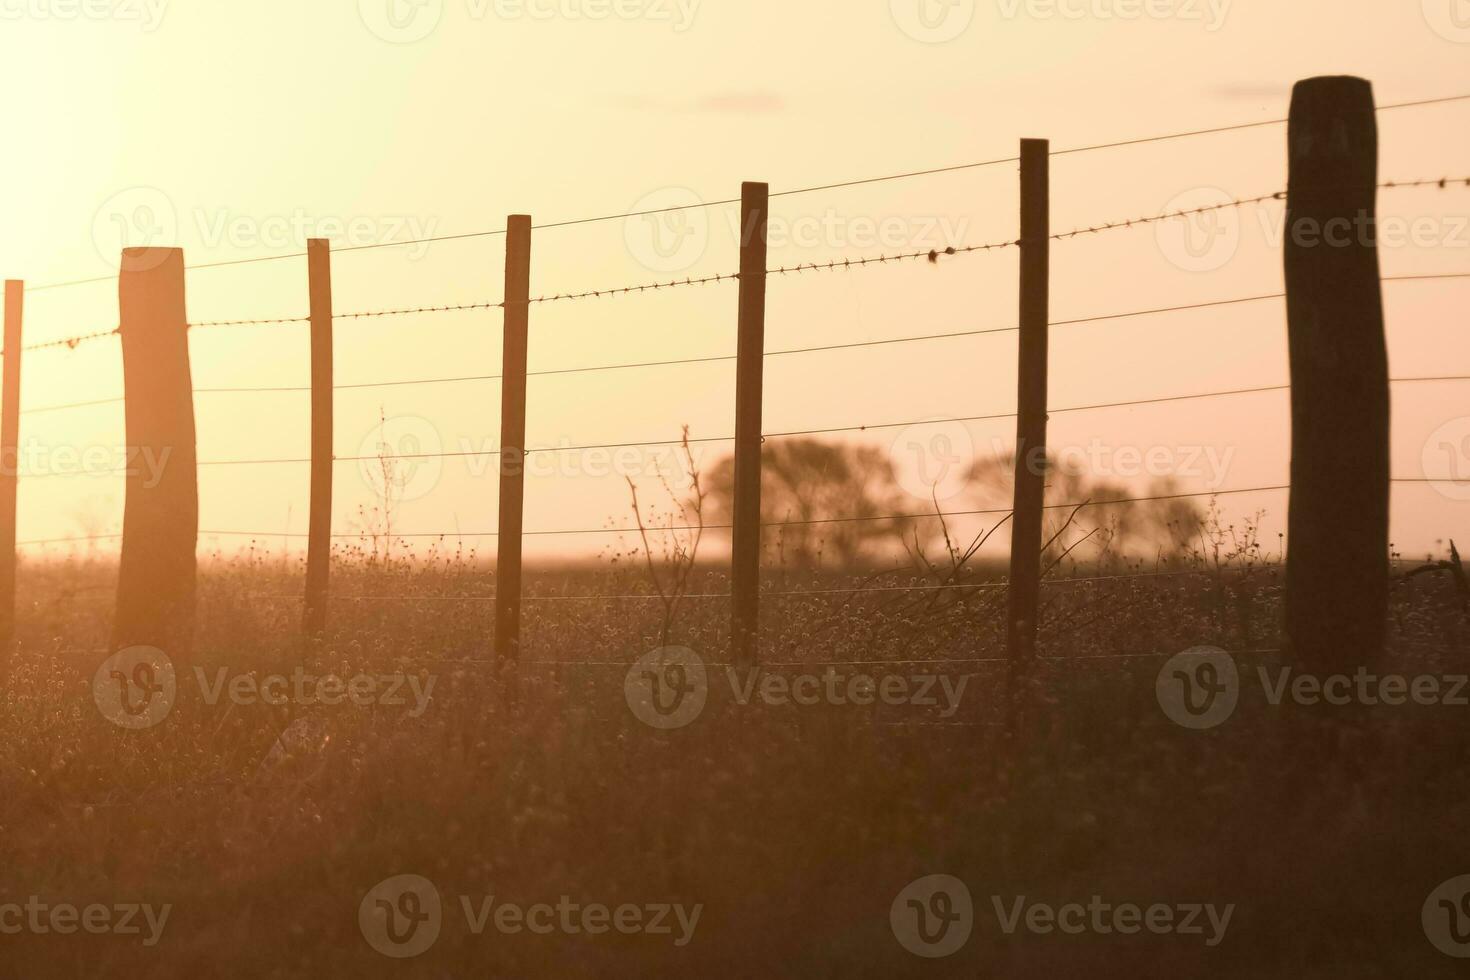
[22,92,1470,294]
[16,175,1470,354]
[28,90,1470,293]
[241,568,1246,605]
[17,359,1464,464]
[16,468,1456,549]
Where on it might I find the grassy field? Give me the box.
[0,546,1467,978]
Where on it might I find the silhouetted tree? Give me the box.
[706,439,915,569]
[967,450,1204,560]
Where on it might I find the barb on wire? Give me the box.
[1054,176,1470,241]
[1381,176,1470,191]
[3,327,121,355]
[526,270,738,305]
[1054,192,1285,241]
[769,239,1018,276]
[337,300,505,320]
[189,315,311,329]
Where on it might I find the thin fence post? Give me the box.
[496,215,532,667]
[1007,139,1050,721]
[1284,76,1389,672]
[113,248,197,659]
[303,239,334,636]
[0,280,21,658]
[731,181,769,667]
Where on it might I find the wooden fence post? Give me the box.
[731,182,769,667]
[496,215,532,666]
[113,248,197,658]
[303,239,334,636]
[1284,76,1389,672]
[0,280,21,657]
[1007,139,1050,717]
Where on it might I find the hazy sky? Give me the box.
[0,0,1467,561]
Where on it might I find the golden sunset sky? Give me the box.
[0,0,1467,560]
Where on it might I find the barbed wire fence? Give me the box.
[0,78,1467,673]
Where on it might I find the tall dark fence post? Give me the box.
[1007,139,1050,719]
[113,248,197,659]
[731,181,769,667]
[1284,76,1389,671]
[496,215,532,666]
[303,239,334,636]
[0,280,22,657]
